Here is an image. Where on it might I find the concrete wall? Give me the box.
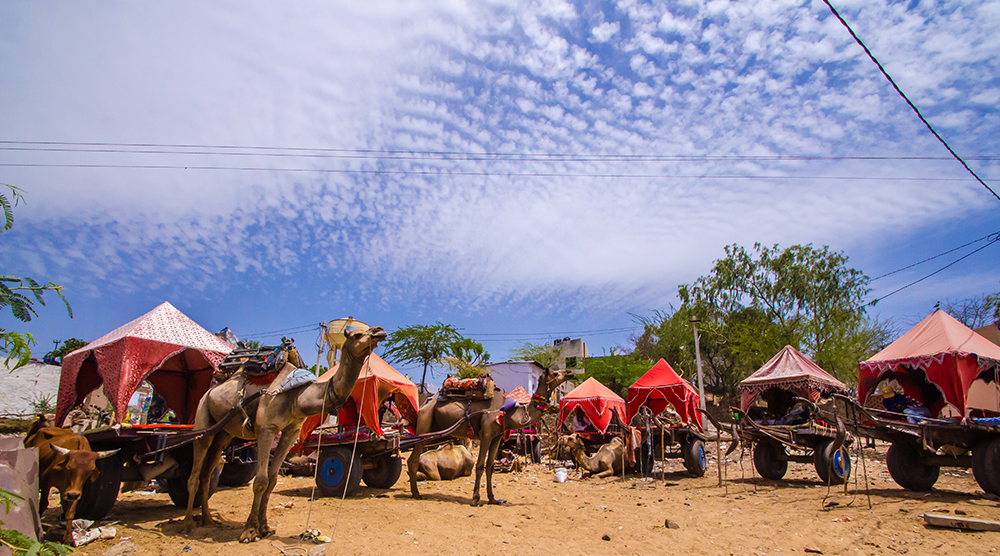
[0,361,61,416]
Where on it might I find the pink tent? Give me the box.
[740,345,848,411]
[627,359,702,428]
[557,377,628,434]
[858,309,1000,417]
[57,302,233,425]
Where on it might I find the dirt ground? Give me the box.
[52,442,1000,556]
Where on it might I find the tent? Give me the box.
[627,359,702,429]
[299,353,418,445]
[557,377,628,434]
[740,345,848,412]
[56,302,234,425]
[507,385,531,405]
[858,309,1000,418]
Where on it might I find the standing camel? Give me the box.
[407,368,571,505]
[182,326,387,542]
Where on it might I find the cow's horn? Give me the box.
[50,444,71,456]
[96,449,120,459]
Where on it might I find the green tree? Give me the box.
[381,322,487,394]
[511,342,561,370]
[1,185,72,370]
[637,243,889,397]
[580,350,653,399]
[43,337,88,363]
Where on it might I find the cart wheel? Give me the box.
[165,463,221,508]
[972,437,1000,496]
[753,440,788,480]
[683,439,707,477]
[220,446,258,487]
[531,438,542,464]
[886,442,939,491]
[363,453,402,489]
[813,439,851,485]
[76,453,122,520]
[316,447,363,497]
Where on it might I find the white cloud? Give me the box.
[591,21,620,43]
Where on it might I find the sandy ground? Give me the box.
[51,443,1000,556]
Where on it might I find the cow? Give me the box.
[23,426,118,545]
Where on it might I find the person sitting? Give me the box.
[773,401,810,426]
[881,386,931,423]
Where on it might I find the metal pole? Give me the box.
[691,317,706,411]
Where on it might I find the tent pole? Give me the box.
[691,317,706,412]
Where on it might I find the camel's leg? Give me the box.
[183,433,216,532]
[197,432,232,528]
[484,434,503,504]
[470,435,493,506]
[253,426,301,539]
[407,442,426,499]
[594,468,616,479]
[240,429,275,543]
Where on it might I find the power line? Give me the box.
[0,162,984,182]
[241,322,322,339]
[465,326,638,337]
[869,236,1000,305]
[2,141,997,162]
[871,231,1000,281]
[822,0,1000,202]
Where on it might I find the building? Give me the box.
[486,337,589,401]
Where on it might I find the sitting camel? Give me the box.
[560,433,625,479]
[408,367,571,505]
[182,326,387,543]
[416,442,475,481]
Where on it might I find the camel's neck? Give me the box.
[524,380,557,425]
[569,444,593,471]
[297,348,370,417]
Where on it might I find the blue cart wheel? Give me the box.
[316,447,363,497]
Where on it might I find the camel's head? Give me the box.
[342,326,388,358]
[538,368,573,393]
[559,433,584,452]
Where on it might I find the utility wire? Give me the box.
[0,162,984,182]
[1,141,997,162]
[870,231,1000,281]
[242,322,322,339]
[869,236,1000,305]
[822,0,1000,202]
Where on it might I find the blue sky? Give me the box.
[2,0,998,383]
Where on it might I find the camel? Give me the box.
[182,326,387,543]
[560,433,625,479]
[408,367,571,505]
[416,442,475,481]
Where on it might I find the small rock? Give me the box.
[664,519,680,529]
[955,509,968,515]
[102,541,138,556]
[804,548,822,554]
[602,534,611,541]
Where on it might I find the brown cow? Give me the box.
[24,426,118,545]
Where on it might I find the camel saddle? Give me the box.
[215,342,292,385]
[440,375,495,401]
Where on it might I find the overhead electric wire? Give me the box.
[822,0,1000,202]
[1,141,997,163]
[0,162,984,182]
[869,235,1000,305]
[870,231,1000,281]
[241,322,322,339]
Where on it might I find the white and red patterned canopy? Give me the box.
[739,345,848,411]
[57,302,233,425]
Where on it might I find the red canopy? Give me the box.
[557,377,627,434]
[57,302,233,425]
[298,353,418,444]
[858,309,1000,417]
[627,359,702,428]
[739,345,848,411]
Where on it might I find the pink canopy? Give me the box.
[557,377,628,434]
[739,345,848,411]
[627,359,702,428]
[858,309,1000,417]
[57,302,233,425]
[507,385,531,405]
